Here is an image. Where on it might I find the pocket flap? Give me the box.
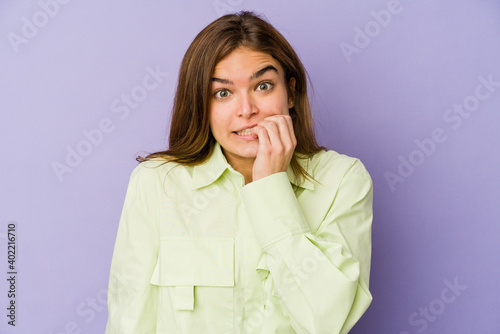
[150,237,234,287]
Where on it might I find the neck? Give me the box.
[222,150,254,185]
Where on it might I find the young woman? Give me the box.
[105,11,373,334]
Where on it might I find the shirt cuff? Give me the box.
[239,172,311,250]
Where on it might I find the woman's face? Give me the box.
[209,46,294,167]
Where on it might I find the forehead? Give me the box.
[213,47,283,78]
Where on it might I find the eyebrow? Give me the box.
[211,65,278,85]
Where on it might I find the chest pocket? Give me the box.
[150,237,235,311]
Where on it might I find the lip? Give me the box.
[232,132,256,140]
[233,123,258,133]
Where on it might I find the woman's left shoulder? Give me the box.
[308,149,372,185]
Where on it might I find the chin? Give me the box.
[224,143,258,159]
[234,146,258,158]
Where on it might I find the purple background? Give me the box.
[1,0,499,333]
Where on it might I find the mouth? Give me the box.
[233,127,255,136]
[233,124,257,136]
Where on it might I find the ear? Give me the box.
[288,77,296,93]
[288,77,296,108]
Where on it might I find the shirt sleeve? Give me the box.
[105,163,160,334]
[239,159,373,334]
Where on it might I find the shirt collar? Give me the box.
[191,141,315,191]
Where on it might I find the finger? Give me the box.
[264,116,294,150]
[258,120,282,150]
[284,115,297,147]
[277,115,294,144]
[253,125,271,150]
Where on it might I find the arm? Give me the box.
[240,158,373,334]
[105,163,160,334]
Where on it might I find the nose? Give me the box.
[238,93,257,118]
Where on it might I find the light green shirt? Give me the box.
[105,141,373,334]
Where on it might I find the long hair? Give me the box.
[138,11,327,185]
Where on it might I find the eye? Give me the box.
[256,81,273,91]
[214,89,231,99]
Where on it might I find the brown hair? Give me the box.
[138,11,327,185]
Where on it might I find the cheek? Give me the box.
[208,113,219,135]
[268,87,290,114]
[260,97,288,115]
[209,107,230,134]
